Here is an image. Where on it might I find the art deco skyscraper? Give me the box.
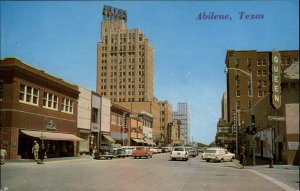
[96,5,154,103]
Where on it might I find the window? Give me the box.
[43,92,58,110]
[235,59,240,68]
[236,101,240,110]
[61,97,73,114]
[236,90,240,97]
[248,89,252,97]
[258,91,263,97]
[257,70,262,76]
[257,60,262,66]
[0,82,3,100]
[19,84,39,106]
[92,108,99,123]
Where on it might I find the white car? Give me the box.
[202,147,235,162]
[121,146,136,156]
[170,146,189,161]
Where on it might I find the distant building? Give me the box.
[173,103,190,145]
[158,101,173,146]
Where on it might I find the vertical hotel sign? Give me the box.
[271,50,281,109]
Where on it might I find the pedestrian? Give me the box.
[32,140,40,162]
[240,145,246,168]
[39,143,46,164]
[0,144,7,165]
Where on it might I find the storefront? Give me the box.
[18,130,83,158]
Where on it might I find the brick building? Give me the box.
[0,58,82,159]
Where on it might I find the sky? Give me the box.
[1,1,299,145]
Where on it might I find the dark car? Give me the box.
[94,146,114,160]
[115,148,127,158]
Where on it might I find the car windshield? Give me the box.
[136,147,145,150]
[174,147,184,151]
[205,150,217,153]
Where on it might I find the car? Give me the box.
[93,146,114,160]
[132,146,153,159]
[202,147,235,162]
[170,146,189,161]
[186,147,197,158]
[162,147,172,153]
[150,147,158,154]
[115,148,127,158]
[154,147,162,153]
[121,146,136,157]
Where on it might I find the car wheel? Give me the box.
[230,157,234,162]
[134,156,137,159]
[206,159,210,162]
[220,158,224,163]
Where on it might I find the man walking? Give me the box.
[32,140,40,162]
[0,144,7,165]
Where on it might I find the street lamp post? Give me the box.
[225,67,255,166]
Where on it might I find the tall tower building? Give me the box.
[96,5,154,103]
[173,103,190,145]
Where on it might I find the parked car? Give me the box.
[150,147,158,154]
[93,146,114,160]
[186,147,197,158]
[115,148,127,158]
[132,146,153,159]
[202,147,235,162]
[162,147,172,153]
[154,147,162,153]
[170,146,189,161]
[121,146,136,157]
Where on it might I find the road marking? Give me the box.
[248,169,296,191]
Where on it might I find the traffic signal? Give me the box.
[251,127,257,135]
[245,127,250,134]
[251,115,255,125]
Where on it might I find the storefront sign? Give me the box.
[288,142,299,150]
[45,120,56,130]
[271,50,281,109]
[91,123,100,132]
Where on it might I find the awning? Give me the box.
[21,130,83,141]
[139,139,147,144]
[103,135,116,143]
[132,138,141,143]
[143,138,151,145]
[149,140,156,146]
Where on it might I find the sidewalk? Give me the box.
[4,154,93,164]
[233,157,299,171]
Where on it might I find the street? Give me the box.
[1,153,299,191]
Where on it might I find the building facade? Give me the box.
[225,50,299,123]
[173,103,190,145]
[0,58,82,159]
[96,5,154,103]
[95,6,164,145]
[158,101,173,146]
[77,86,92,154]
[224,50,299,164]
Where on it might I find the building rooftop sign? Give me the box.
[102,5,127,22]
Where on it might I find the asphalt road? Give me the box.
[1,153,299,191]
